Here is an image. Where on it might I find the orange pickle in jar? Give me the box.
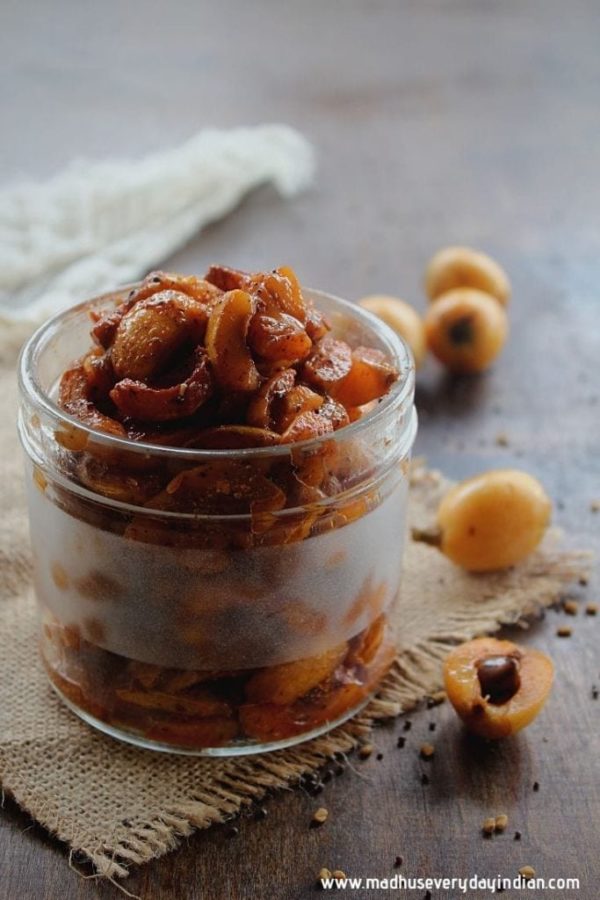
[19,265,417,754]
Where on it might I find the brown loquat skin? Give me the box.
[424,288,508,374]
[437,469,552,572]
[425,246,511,307]
[444,637,554,739]
[359,295,427,368]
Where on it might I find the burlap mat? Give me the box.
[0,348,588,880]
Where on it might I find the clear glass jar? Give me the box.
[18,287,417,755]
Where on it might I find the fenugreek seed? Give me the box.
[590,499,600,513]
[318,867,332,880]
[358,743,374,759]
[495,432,510,447]
[420,743,435,760]
[586,603,598,616]
[563,599,579,616]
[495,814,509,831]
[556,625,572,638]
[332,870,346,879]
[482,817,496,835]
[312,807,329,826]
[579,576,588,586]
[519,865,536,880]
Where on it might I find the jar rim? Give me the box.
[18,284,415,461]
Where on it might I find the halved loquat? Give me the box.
[443,637,554,739]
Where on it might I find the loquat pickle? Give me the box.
[425,246,511,307]
[424,288,508,374]
[359,295,426,368]
[443,637,554,739]
[436,469,552,572]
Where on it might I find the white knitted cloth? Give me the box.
[0,125,314,344]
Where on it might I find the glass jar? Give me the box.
[18,287,417,755]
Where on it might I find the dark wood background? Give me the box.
[1,1,599,897]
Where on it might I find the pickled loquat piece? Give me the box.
[111,291,208,380]
[443,637,554,739]
[188,425,281,449]
[437,469,552,572]
[276,385,324,432]
[280,410,334,444]
[59,362,126,439]
[205,289,260,392]
[110,347,214,422]
[359,295,426,368]
[425,246,511,307]
[247,310,312,364]
[144,717,239,749]
[303,335,352,392]
[333,346,398,407]
[246,368,297,430]
[244,643,348,705]
[424,288,508,374]
[240,633,395,741]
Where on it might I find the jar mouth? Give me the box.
[18,285,416,461]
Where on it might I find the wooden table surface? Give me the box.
[2,1,599,897]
